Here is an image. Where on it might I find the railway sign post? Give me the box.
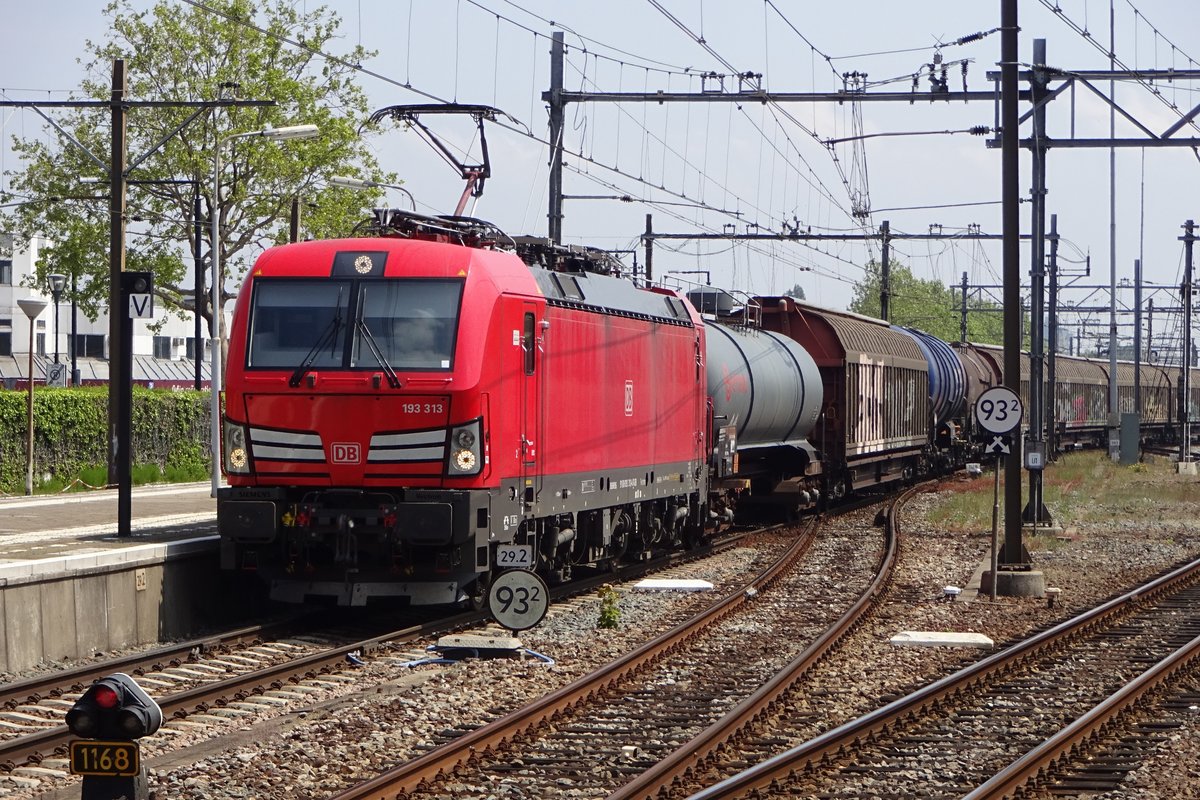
[975,386,1023,436]
[488,570,550,632]
[975,386,1023,602]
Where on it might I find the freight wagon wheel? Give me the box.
[829,476,848,501]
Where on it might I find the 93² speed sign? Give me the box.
[975,386,1023,434]
[487,570,549,631]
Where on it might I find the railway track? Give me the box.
[0,530,750,790]
[677,546,1200,798]
[324,492,903,799]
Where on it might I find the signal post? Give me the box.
[66,673,162,800]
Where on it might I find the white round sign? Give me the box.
[487,570,549,631]
[975,386,1023,434]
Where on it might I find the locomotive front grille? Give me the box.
[249,427,325,462]
[368,429,448,464]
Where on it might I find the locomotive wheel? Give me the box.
[463,569,493,611]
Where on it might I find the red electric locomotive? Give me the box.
[217,212,709,606]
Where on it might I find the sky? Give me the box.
[2,1,1199,353]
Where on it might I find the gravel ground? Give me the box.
[10,453,1200,800]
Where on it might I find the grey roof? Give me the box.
[0,354,210,384]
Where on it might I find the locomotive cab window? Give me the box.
[523,312,536,374]
[247,279,352,369]
[353,279,463,371]
[246,278,463,371]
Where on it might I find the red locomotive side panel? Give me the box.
[536,307,702,475]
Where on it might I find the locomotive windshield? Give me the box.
[247,278,463,372]
[353,280,461,370]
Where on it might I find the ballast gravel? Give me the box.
[5,460,1200,800]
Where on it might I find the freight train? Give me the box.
[215,208,1198,607]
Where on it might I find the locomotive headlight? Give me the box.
[447,418,483,476]
[223,421,252,475]
[453,448,477,471]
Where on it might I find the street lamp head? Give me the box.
[261,124,320,141]
[47,273,67,299]
[17,298,48,320]
[330,175,416,211]
[329,175,371,190]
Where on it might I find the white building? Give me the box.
[0,234,211,387]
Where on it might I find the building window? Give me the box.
[0,259,11,285]
[186,337,199,360]
[73,334,106,359]
[37,333,46,357]
[153,336,171,359]
[0,332,10,356]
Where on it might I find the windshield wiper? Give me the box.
[354,314,401,389]
[288,288,345,388]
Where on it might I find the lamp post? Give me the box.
[329,175,417,211]
[17,298,48,496]
[211,124,320,496]
[47,273,66,364]
[70,271,80,386]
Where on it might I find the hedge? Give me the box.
[0,386,212,494]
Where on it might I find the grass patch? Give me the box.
[923,450,1200,531]
[31,462,199,494]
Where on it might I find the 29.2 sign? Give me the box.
[974,386,1023,434]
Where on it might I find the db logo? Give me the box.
[331,442,361,464]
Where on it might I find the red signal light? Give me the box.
[94,685,120,709]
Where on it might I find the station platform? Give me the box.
[0,483,224,674]
[0,482,216,567]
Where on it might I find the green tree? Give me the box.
[2,0,390,350]
[849,260,1011,345]
[784,283,806,300]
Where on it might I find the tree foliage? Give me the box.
[848,259,1013,346]
[2,0,390,341]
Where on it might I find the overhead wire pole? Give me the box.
[1134,256,1142,411]
[879,220,891,321]
[1046,214,1060,459]
[999,0,1027,583]
[109,59,130,530]
[547,31,565,244]
[1026,39,1048,528]
[194,189,204,390]
[1108,0,1119,461]
[1183,219,1196,467]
